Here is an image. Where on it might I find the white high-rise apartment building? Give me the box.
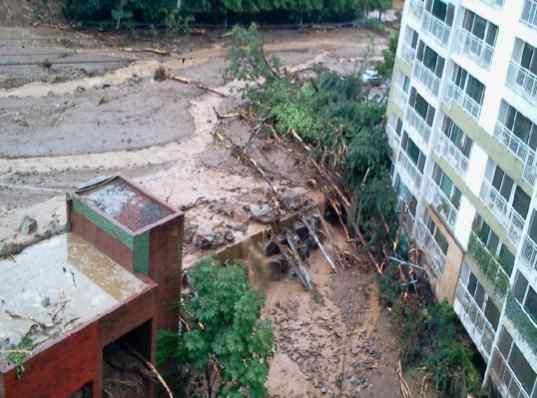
[387,0,537,396]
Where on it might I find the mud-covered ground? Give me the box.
[0,22,438,397]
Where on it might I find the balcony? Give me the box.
[409,0,424,19]
[397,150,423,195]
[505,293,537,357]
[454,282,496,360]
[444,82,482,120]
[479,180,525,247]
[493,121,537,185]
[490,348,532,398]
[398,199,416,239]
[520,233,537,280]
[468,232,510,297]
[507,61,537,103]
[434,132,469,176]
[455,28,494,68]
[421,10,451,47]
[406,106,432,143]
[413,61,441,96]
[521,0,537,29]
[424,180,458,228]
[416,219,446,277]
[400,42,417,67]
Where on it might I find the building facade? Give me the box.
[387,0,537,396]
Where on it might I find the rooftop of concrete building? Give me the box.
[0,233,150,367]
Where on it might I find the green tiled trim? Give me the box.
[394,56,412,78]
[72,198,134,249]
[442,104,532,196]
[432,153,516,254]
[464,255,506,309]
[505,293,537,357]
[132,231,150,275]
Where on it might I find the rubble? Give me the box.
[18,215,37,235]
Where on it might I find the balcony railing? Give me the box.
[490,348,532,398]
[425,180,458,228]
[520,233,537,279]
[409,0,424,19]
[434,132,469,176]
[507,61,537,103]
[398,150,423,195]
[421,10,451,46]
[413,61,441,96]
[444,82,482,120]
[479,180,526,247]
[406,106,432,143]
[398,199,416,239]
[454,282,496,360]
[493,121,537,185]
[467,232,510,297]
[400,42,417,67]
[455,28,494,68]
[416,219,446,277]
[521,0,537,29]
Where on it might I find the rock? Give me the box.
[280,188,308,211]
[294,221,309,240]
[249,204,276,224]
[98,95,111,105]
[184,221,199,244]
[193,224,216,250]
[19,216,38,235]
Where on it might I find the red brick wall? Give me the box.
[149,216,184,332]
[2,323,99,398]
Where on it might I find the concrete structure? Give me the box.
[0,176,184,398]
[387,1,537,396]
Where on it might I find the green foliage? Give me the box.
[5,335,34,379]
[157,257,274,398]
[505,293,537,356]
[376,31,398,79]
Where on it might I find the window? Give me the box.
[496,327,537,396]
[402,132,427,172]
[462,9,498,47]
[409,88,436,126]
[499,101,537,151]
[395,117,403,136]
[464,266,501,330]
[485,160,530,218]
[473,214,515,275]
[425,0,455,25]
[426,214,449,254]
[432,163,461,209]
[417,41,445,78]
[528,210,537,243]
[404,26,419,50]
[441,116,473,157]
[513,271,537,324]
[451,65,486,104]
[521,41,537,75]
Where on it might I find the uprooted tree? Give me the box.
[157,257,274,398]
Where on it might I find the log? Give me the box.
[170,75,227,97]
[124,345,174,398]
[302,215,337,273]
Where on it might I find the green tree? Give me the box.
[157,257,274,398]
[376,31,398,79]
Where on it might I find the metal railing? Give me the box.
[398,199,416,239]
[416,219,446,276]
[398,150,423,195]
[493,121,537,185]
[507,61,537,103]
[421,10,451,47]
[520,233,537,279]
[406,106,432,143]
[409,0,424,19]
[391,83,409,112]
[479,180,526,247]
[521,0,537,29]
[490,348,532,398]
[425,179,458,228]
[455,28,494,68]
[400,42,417,67]
[444,82,482,120]
[454,282,495,360]
[434,131,469,176]
[413,61,441,96]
